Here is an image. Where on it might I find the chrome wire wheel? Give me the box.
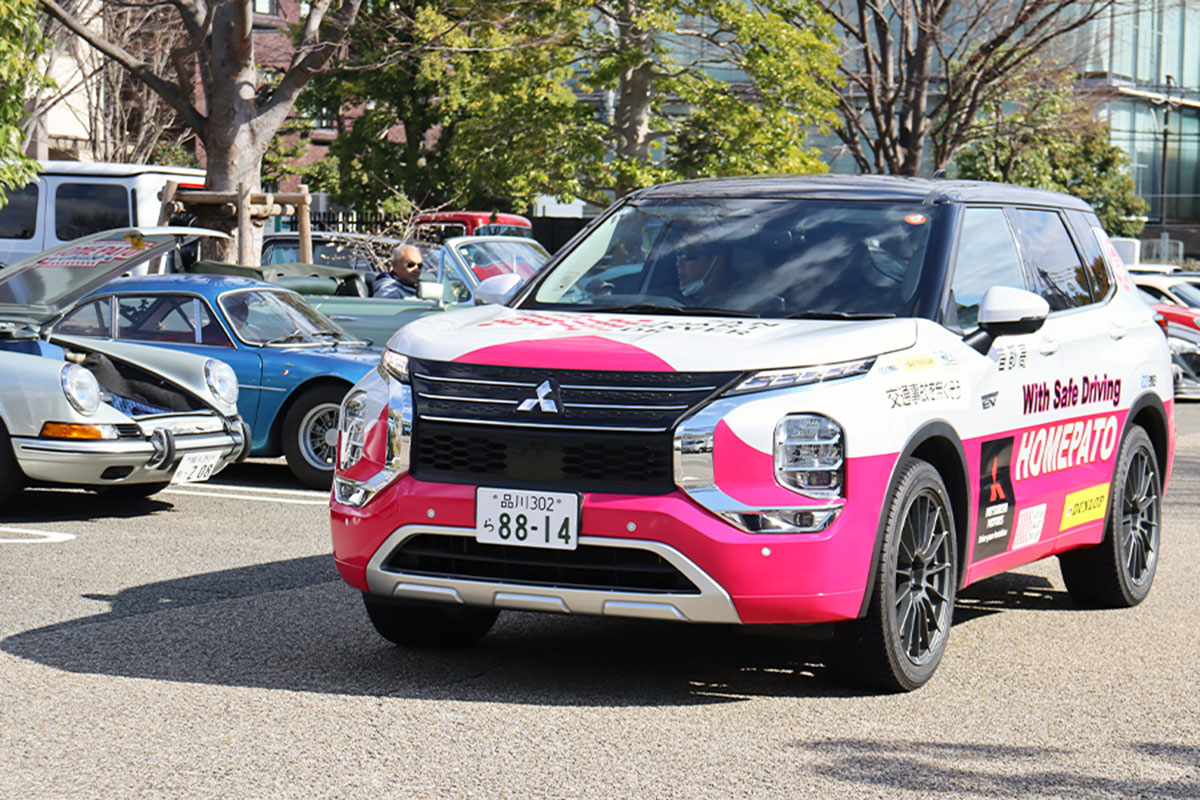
[298,401,340,469]
[895,488,954,664]
[1120,444,1160,589]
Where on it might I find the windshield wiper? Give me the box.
[785,311,897,320]
[265,329,308,345]
[602,303,759,318]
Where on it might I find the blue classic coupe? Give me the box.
[60,273,380,488]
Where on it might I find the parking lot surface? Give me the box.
[1,410,1198,798]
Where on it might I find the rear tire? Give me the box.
[835,459,957,692]
[282,384,347,490]
[362,594,499,647]
[1059,424,1160,608]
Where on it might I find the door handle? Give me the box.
[1110,323,1127,340]
[1039,337,1059,355]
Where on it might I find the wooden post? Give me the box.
[237,182,252,265]
[156,180,179,226]
[297,183,313,265]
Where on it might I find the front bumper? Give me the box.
[332,471,893,625]
[13,424,248,486]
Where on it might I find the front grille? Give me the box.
[409,359,739,493]
[384,534,700,594]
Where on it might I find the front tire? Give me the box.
[362,594,499,647]
[0,420,23,507]
[836,459,958,692]
[1059,424,1161,607]
[281,384,347,490]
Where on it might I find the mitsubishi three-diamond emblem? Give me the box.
[517,380,559,413]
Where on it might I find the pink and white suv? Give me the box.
[331,176,1175,691]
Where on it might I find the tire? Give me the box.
[0,420,23,507]
[362,594,499,647]
[281,384,347,490]
[1058,424,1161,608]
[835,458,958,692]
[99,482,170,500]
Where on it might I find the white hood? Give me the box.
[388,305,916,372]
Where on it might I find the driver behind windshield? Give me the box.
[674,237,734,304]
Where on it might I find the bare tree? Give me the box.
[807,0,1120,175]
[39,0,364,264]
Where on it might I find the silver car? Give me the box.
[0,228,249,502]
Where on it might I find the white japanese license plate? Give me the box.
[475,487,580,550]
[170,451,221,484]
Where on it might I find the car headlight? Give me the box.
[338,390,370,471]
[380,349,410,382]
[61,363,101,415]
[774,414,844,498]
[204,359,239,405]
[728,358,875,395]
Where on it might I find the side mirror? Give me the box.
[964,286,1050,354]
[475,273,523,306]
[417,281,444,302]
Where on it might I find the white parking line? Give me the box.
[201,484,330,499]
[0,526,76,543]
[161,487,328,506]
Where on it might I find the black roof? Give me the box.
[633,174,1093,211]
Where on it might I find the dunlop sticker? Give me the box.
[1060,483,1109,531]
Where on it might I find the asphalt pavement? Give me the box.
[1,410,1198,799]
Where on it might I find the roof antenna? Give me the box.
[932,169,946,179]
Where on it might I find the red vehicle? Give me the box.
[413,211,533,243]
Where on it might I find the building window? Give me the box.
[253,0,278,16]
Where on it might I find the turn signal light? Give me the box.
[40,422,118,440]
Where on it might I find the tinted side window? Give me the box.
[1065,210,1111,300]
[55,183,130,241]
[58,298,112,336]
[1008,208,1090,311]
[0,184,39,240]
[949,207,1026,330]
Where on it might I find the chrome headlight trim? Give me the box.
[774,413,844,499]
[61,363,101,415]
[380,349,410,382]
[726,357,875,396]
[204,359,239,406]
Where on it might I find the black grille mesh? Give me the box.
[384,534,700,594]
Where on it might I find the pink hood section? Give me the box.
[456,335,675,372]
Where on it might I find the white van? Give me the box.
[0,161,205,266]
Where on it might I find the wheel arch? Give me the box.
[1124,392,1170,484]
[265,376,354,454]
[857,420,970,618]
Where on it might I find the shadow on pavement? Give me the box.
[3,486,175,523]
[952,569,1078,624]
[800,738,1200,799]
[2,555,858,705]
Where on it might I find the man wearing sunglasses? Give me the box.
[374,244,425,298]
[674,239,733,303]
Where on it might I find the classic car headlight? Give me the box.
[728,358,875,395]
[774,414,844,498]
[380,349,410,382]
[204,359,239,405]
[61,363,101,415]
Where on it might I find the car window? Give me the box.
[117,294,205,343]
[948,207,1026,331]
[452,240,549,282]
[0,184,38,239]
[1008,207,1091,311]
[1065,210,1111,300]
[1138,285,1169,303]
[55,183,130,241]
[1168,282,1200,308]
[57,298,112,336]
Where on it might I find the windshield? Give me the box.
[218,289,360,346]
[453,240,549,282]
[1171,281,1200,308]
[525,198,939,318]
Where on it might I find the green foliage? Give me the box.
[262,119,313,189]
[0,0,50,204]
[302,0,837,211]
[954,69,1148,237]
[149,141,200,169]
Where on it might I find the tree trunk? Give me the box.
[611,2,655,197]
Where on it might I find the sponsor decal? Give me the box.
[973,437,1016,562]
[898,354,937,371]
[904,213,927,225]
[994,343,1028,371]
[1142,374,1157,389]
[1060,483,1110,530]
[981,391,998,410]
[932,350,959,367]
[1012,504,1047,549]
[886,378,963,408]
[1013,413,1118,482]
[1022,374,1121,414]
[478,313,781,337]
[35,240,146,268]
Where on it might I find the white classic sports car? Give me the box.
[0,228,249,503]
